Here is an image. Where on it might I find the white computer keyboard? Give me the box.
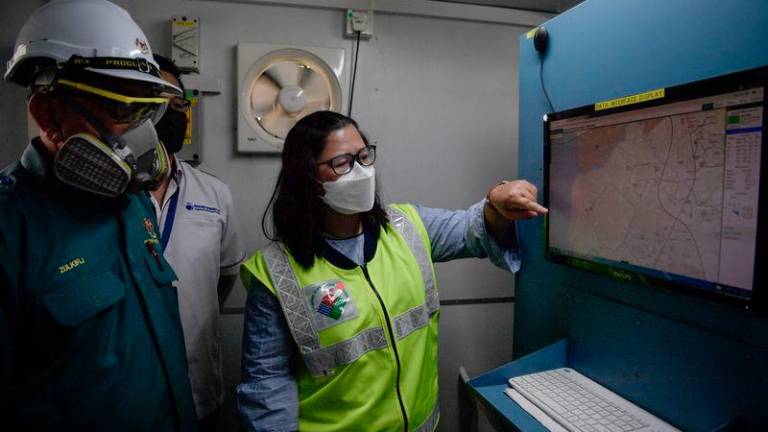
[507,368,681,432]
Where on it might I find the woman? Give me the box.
[236,111,547,432]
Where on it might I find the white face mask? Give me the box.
[321,162,376,215]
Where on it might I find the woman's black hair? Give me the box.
[262,111,388,268]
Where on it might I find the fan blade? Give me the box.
[250,76,280,115]
[301,69,331,104]
[260,108,298,139]
[303,95,331,113]
[298,64,312,88]
[263,61,302,88]
[258,69,280,89]
[300,98,331,118]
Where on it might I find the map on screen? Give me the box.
[546,83,764,300]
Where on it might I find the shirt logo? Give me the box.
[305,280,358,330]
[185,202,221,214]
[0,174,15,191]
[59,257,86,274]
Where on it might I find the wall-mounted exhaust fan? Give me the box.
[237,43,347,153]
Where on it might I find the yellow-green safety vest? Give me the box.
[241,204,440,431]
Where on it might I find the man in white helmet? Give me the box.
[0,1,198,430]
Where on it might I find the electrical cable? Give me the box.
[540,57,555,113]
[347,30,361,117]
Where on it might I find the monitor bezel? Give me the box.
[543,66,768,312]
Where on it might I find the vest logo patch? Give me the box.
[305,280,358,331]
[59,257,86,274]
[317,281,348,319]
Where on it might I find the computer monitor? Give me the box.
[544,66,767,309]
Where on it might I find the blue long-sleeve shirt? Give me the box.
[236,201,520,432]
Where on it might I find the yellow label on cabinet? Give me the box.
[595,88,665,111]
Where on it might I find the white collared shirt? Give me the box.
[150,157,246,418]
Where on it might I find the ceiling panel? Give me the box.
[434,0,583,13]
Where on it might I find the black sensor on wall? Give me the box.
[534,26,549,55]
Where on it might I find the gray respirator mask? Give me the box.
[53,100,171,198]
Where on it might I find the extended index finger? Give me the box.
[507,197,548,214]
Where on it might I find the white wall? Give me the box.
[0,0,543,430]
[0,0,46,167]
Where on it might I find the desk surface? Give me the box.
[468,339,569,432]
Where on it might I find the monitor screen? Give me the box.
[544,67,767,305]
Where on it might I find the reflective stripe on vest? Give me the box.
[262,206,439,377]
[385,207,439,318]
[262,244,321,354]
[302,326,388,377]
[415,403,440,432]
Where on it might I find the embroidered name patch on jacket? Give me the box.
[304,280,358,331]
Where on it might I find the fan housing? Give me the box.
[237,43,347,153]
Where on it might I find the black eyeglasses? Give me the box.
[316,145,377,175]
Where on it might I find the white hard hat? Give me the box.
[4,0,179,95]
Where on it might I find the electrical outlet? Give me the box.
[344,9,373,39]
